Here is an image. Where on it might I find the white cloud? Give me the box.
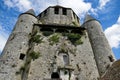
[59,0,92,17]
[99,0,110,9]
[104,16,120,48]
[90,0,111,16]
[4,0,92,17]
[0,25,8,52]
[4,0,32,12]
[4,0,112,19]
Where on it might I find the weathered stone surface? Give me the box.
[83,16,116,76]
[100,60,120,80]
[0,6,117,80]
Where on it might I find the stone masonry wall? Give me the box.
[27,25,99,80]
[0,13,37,80]
[101,60,120,80]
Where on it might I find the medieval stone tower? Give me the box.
[0,5,120,80]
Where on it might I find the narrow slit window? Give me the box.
[54,8,59,14]
[62,8,67,15]
[19,53,25,60]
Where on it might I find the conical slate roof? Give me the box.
[25,9,36,15]
[84,14,95,22]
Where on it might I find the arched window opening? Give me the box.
[51,72,60,79]
[63,54,69,65]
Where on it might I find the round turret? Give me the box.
[0,9,37,80]
[83,15,116,76]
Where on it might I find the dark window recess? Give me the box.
[62,8,67,15]
[77,17,79,23]
[54,8,59,14]
[19,53,25,60]
[73,12,76,19]
[51,72,60,79]
[108,55,114,62]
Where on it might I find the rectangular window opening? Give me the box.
[19,53,25,60]
[54,8,59,14]
[108,55,114,62]
[62,8,67,15]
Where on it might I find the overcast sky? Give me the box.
[0,0,120,59]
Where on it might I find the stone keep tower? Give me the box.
[0,5,117,80]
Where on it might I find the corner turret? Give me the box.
[83,14,116,76]
[0,9,37,80]
[24,9,36,15]
[84,14,96,22]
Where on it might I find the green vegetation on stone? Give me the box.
[49,34,60,45]
[30,51,41,60]
[30,35,43,43]
[72,21,79,27]
[63,33,83,45]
